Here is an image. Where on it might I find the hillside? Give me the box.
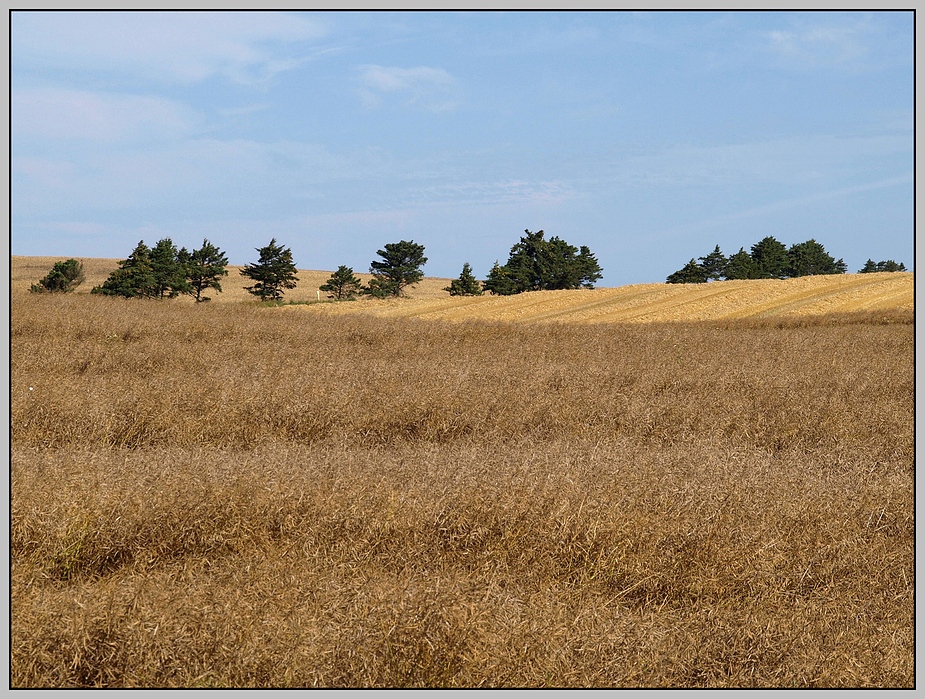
[11,256,913,324]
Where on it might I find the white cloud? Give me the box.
[766,20,872,70]
[12,88,204,143]
[358,65,460,112]
[11,11,327,86]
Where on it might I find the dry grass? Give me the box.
[10,257,914,688]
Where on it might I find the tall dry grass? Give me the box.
[10,289,914,688]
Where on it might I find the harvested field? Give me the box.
[284,272,913,324]
[12,256,913,324]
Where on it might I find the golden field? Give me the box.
[10,256,914,687]
[10,254,914,323]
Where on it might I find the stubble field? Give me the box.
[10,257,914,688]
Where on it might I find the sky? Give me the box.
[10,10,915,286]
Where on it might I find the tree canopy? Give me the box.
[444,262,483,296]
[320,265,364,300]
[666,238,852,283]
[240,238,299,302]
[859,259,907,273]
[483,230,603,295]
[363,240,427,298]
[31,259,85,293]
[178,239,229,302]
[92,238,230,300]
[91,241,159,298]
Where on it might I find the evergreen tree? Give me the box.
[859,259,908,273]
[178,239,229,302]
[444,262,483,296]
[240,238,299,302]
[786,239,843,277]
[91,241,159,298]
[320,265,364,300]
[482,260,520,296]
[363,240,427,298]
[698,245,727,281]
[666,259,709,284]
[30,259,85,293]
[750,236,790,279]
[149,238,190,298]
[723,247,760,280]
[484,230,603,295]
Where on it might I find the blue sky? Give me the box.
[10,10,914,285]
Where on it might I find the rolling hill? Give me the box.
[11,256,913,324]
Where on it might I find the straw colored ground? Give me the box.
[10,255,914,688]
[11,255,914,324]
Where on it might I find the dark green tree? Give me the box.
[178,239,229,303]
[149,238,190,298]
[750,236,790,279]
[698,245,727,281]
[240,238,299,302]
[877,260,907,272]
[786,239,843,277]
[30,258,85,293]
[91,241,159,298]
[723,248,760,280]
[859,259,879,273]
[483,230,603,295]
[320,265,364,300]
[363,240,427,298]
[482,260,520,296]
[666,259,709,284]
[444,262,483,296]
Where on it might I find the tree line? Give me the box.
[28,229,907,299]
[30,229,604,301]
[666,236,907,284]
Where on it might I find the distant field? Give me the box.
[11,256,914,324]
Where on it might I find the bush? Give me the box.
[31,259,85,293]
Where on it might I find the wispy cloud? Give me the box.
[762,15,901,72]
[12,88,204,143]
[11,11,326,86]
[358,64,460,112]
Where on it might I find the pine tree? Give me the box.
[149,238,190,298]
[179,239,229,302]
[30,259,85,293]
[240,238,299,302]
[320,265,364,300]
[859,259,907,273]
[91,241,159,298]
[482,261,519,296]
[444,262,483,296]
[750,236,790,279]
[666,259,708,284]
[698,245,727,281]
[786,239,843,277]
[723,248,760,280]
[484,230,603,295]
[362,240,427,298]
